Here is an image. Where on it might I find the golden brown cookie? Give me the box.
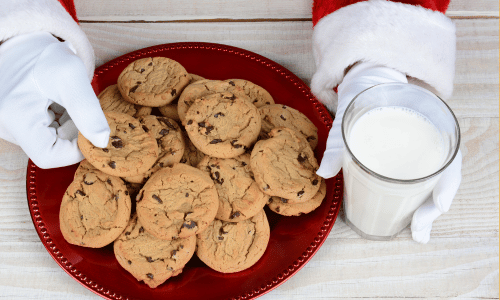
[78,112,159,177]
[267,178,326,216]
[259,104,318,149]
[117,57,190,107]
[98,84,152,118]
[177,80,246,125]
[196,210,270,273]
[60,168,131,248]
[136,163,219,240]
[197,154,268,222]
[123,116,185,184]
[250,127,321,202]
[179,130,205,167]
[225,79,274,108]
[185,92,261,159]
[158,103,180,122]
[114,214,196,288]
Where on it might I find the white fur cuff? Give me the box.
[311,0,456,112]
[0,0,95,80]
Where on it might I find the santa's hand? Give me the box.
[316,62,408,178]
[411,150,462,244]
[0,32,110,169]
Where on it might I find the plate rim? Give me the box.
[26,41,342,300]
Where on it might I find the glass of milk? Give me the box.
[341,83,460,240]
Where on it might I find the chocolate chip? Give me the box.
[219,227,228,235]
[114,194,119,201]
[171,250,177,257]
[187,120,193,125]
[142,125,149,132]
[111,136,123,148]
[125,190,129,195]
[152,194,163,204]
[282,105,287,109]
[224,94,237,100]
[280,115,287,121]
[253,99,258,103]
[129,85,139,93]
[139,227,145,233]
[107,179,112,185]
[125,231,131,236]
[146,273,154,279]
[228,80,235,86]
[210,139,222,144]
[307,136,316,142]
[263,184,270,191]
[297,154,307,163]
[230,140,242,148]
[75,190,86,197]
[297,190,305,198]
[214,112,225,118]
[241,162,247,166]
[280,197,288,203]
[102,148,109,153]
[268,197,273,204]
[182,221,197,229]
[146,257,154,263]
[108,161,116,169]
[312,179,319,185]
[205,126,214,135]
[159,163,164,168]
[185,193,189,197]
[230,211,241,219]
[83,177,94,185]
[140,68,145,73]
[159,129,169,136]
[276,207,280,212]
[180,158,187,163]
[80,215,83,220]
[218,236,224,240]
[128,260,132,265]
[211,171,220,181]
[170,89,176,96]
[148,62,153,66]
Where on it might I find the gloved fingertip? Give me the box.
[412,230,430,244]
[90,129,110,148]
[316,165,337,179]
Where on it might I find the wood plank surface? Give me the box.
[74,0,499,21]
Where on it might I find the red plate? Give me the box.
[27,42,342,300]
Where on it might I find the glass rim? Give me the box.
[341,82,461,184]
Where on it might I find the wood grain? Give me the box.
[74,0,499,21]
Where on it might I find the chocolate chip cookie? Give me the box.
[197,154,268,222]
[117,57,190,107]
[98,84,152,118]
[184,92,261,158]
[250,127,321,202]
[123,116,185,184]
[136,163,218,240]
[268,178,326,216]
[259,104,318,149]
[59,168,131,248]
[78,112,159,177]
[177,80,246,125]
[196,210,270,273]
[114,214,196,288]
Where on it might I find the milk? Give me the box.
[342,106,447,238]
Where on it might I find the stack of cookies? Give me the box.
[59,56,325,289]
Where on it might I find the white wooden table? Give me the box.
[1,0,498,299]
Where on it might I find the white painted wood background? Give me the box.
[0,0,498,299]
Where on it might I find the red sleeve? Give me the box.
[312,0,450,26]
[57,0,78,23]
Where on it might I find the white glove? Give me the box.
[0,31,110,169]
[316,62,462,243]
